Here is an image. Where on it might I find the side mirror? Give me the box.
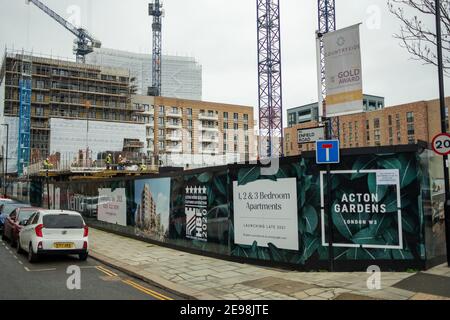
[19,220,28,226]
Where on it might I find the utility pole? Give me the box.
[435,0,450,267]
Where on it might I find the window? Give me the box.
[159,117,164,125]
[223,122,229,129]
[244,124,249,131]
[388,115,393,126]
[234,123,239,130]
[36,93,44,103]
[374,129,381,141]
[408,136,415,144]
[407,123,415,135]
[159,105,165,113]
[389,127,393,138]
[224,112,228,119]
[244,114,248,121]
[187,108,192,116]
[407,112,414,123]
[374,118,380,129]
[396,114,401,129]
[366,120,370,130]
[234,113,239,121]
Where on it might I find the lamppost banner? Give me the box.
[323,24,363,117]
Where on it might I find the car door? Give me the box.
[4,209,17,239]
[20,212,38,248]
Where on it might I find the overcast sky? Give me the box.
[0,0,447,123]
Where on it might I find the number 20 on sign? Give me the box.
[432,133,450,156]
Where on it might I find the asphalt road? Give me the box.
[0,239,183,300]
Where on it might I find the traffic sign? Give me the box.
[432,133,450,156]
[316,140,340,164]
[298,126,325,144]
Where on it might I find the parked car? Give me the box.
[0,201,29,236]
[17,210,89,263]
[2,207,39,247]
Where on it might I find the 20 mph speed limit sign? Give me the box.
[432,133,450,156]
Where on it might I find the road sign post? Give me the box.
[316,119,340,272]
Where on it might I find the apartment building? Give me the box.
[284,97,450,156]
[0,50,146,173]
[131,95,256,167]
[287,94,385,127]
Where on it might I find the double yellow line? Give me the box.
[122,279,173,300]
[96,265,172,300]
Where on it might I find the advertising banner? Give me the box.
[134,178,171,240]
[233,178,299,251]
[97,188,127,226]
[323,24,363,117]
[321,169,403,249]
[185,185,208,242]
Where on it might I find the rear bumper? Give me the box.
[37,249,88,255]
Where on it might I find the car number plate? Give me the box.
[53,243,74,249]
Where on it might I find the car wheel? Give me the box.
[16,238,24,254]
[79,252,88,261]
[28,243,38,263]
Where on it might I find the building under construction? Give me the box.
[0,49,147,175]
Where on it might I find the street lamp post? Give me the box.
[435,0,450,267]
[1,124,9,197]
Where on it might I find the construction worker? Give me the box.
[118,154,124,170]
[139,163,147,172]
[43,157,53,170]
[106,153,112,170]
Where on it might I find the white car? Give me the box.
[17,210,89,263]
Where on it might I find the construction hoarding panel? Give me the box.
[323,24,363,117]
[97,188,127,227]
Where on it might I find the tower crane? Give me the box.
[148,0,164,97]
[26,0,101,63]
[256,0,284,158]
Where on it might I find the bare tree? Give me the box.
[388,0,450,75]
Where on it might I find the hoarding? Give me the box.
[323,24,363,117]
[97,188,127,226]
[233,178,299,251]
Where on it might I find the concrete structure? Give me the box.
[131,95,256,168]
[284,97,450,156]
[0,50,146,173]
[287,94,385,127]
[86,48,202,100]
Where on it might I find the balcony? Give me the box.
[199,113,219,121]
[166,135,183,142]
[200,147,219,154]
[165,110,183,118]
[166,145,183,153]
[200,125,219,132]
[199,135,218,143]
[166,122,182,129]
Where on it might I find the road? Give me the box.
[0,239,183,300]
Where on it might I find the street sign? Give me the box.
[298,126,325,144]
[316,140,340,164]
[432,133,450,156]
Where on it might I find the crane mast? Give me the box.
[26,0,101,63]
[256,0,284,158]
[148,0,163,97]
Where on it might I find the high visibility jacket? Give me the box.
[106,155,112,164]
[43,160,52,170]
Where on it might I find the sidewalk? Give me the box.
[89,228,450,300]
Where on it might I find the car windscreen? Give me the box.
[43,215,84,229]
[17,210,36,223]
